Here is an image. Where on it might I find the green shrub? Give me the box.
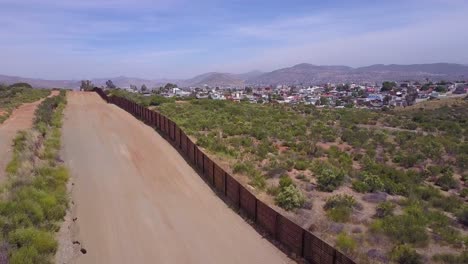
[375,201,396,218]
[351,180,368,193]
[275,185,305,210]
[9,246,40,264]
[295,173,308,181]
[430,195,463,213]
[323,194,357,222]
[380,205,429,245]
[9,228,57,254]
[279,175,293,188]
[432,251,468,264]
[435,173,459,191]
[390,244,423,264]
[294,160,308,171]
[433,225,462,245]
[8,82,33,89]
[249,172,266,190]
[315,165,345,192]
[460,188,468,198]
[5,131,29,175]
[456,207,468,227]
[335,232,356,253]
[275,176,305,210]
[352,172,384,193]
[233,162,255,175]
[414,185,440,201]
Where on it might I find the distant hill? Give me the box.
[181,72,245,87]
[247,63,468,85]
[248,64,353,85]
[355,63,468,75]
[233,70,265,81]
[0,74,79,89]
[1,63,467,89]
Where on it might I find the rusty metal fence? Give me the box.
[92,88,355,264]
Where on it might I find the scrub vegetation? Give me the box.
[117,90,468,263]
[0,83,50,124]
[0,91,68,263]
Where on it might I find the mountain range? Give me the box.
[1,63,467,89]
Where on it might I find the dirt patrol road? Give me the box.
[60,92,290,264]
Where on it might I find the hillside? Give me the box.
[181,72,245,87]
[1,63,468,89]
[247,63,468,85]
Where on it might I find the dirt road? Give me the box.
[0,91,58,182]
[60,92,290,264]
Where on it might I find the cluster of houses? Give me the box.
[125,81,468,109]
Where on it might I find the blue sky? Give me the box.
[1,0,467,79]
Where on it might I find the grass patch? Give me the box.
[0,90,68,262]
[0,84,50,124]
[335,232,356,254]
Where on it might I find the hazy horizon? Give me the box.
[2,62,468,81]
[1,0,468,80]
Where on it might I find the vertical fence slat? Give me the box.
[195,147,204,172]
[225,173,240,208]
[239,187,256,221]
[213,164,226,195]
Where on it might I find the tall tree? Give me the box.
[163,83,177,91]
[141,84,148,92]
[381,81,397,92]
[130,85,138,91]
[80,80,94,91]
[106,80,116,89]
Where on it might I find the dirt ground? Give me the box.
[0,91,58,182]
[58,92,291,264]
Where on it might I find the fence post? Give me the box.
[223,173,227,196]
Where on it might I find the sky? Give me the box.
[1,0,468,80]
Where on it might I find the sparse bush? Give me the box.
[390,244,423,264]
[294,160,308,171]
[430,195,463,213]
[351,180,368,193]
[460,188,468,198]
[233,162,255,175]
[432,251,468,264]
[352,172,384,193]
[311,161,345,192]
[435,172,459,191]
[249,171,266,190]
[375,201,395,218]
[275,176,305,210]
[335,232,356,253]
[456,207,468,227]
[324,194,357,222]
[380,204,429,245]
[295,173,308,181]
